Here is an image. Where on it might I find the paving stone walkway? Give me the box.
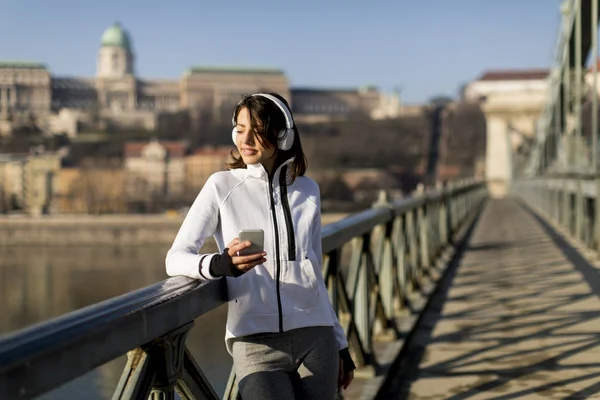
[404,199,600,399]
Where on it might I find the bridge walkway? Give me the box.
[380,199,600,399]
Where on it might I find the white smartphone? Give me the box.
[238,229,264,256]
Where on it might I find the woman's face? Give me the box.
[234,107,277,171]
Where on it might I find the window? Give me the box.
[112,53,119,72]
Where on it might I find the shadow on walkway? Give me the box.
[380,199,600,400]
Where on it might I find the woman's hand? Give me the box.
[226,238,267,273]
[338,360,354,390]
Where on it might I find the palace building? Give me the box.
[0,22,289,136]
[0,22,402,137]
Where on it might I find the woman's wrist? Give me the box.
[207,249,243,277]
[339,347,356,372]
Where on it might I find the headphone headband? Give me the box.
[231,93,296,151]
[231,93,294,129]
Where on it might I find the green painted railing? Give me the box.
[0,179,486,400]
[516,175,600,251]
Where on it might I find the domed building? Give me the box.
[98,22,134,78]
[0,22,290,136]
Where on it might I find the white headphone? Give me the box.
[231,93,295,151]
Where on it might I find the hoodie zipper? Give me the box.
[279,166,296,261]
[269,164,296,332]
[268,174,284,333]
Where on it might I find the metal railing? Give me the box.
[0,180,487,400]
[525,0,600,177]
[515,174,600,251]
[516,2,600,254]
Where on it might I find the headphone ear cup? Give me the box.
[277,128,295,151]
[232,127,238,146]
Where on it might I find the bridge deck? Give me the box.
[393,199,600,399]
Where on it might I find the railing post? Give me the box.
[355,233,372,363]
[596,177,600,252]
[415,184,430,274]
[392,212,408,308]
[562,179,570,229]
[372,192,396,324]
[575,178,584,240]
[150,324,191,399]
[380,218,395,324]
[445,181,454,241]
[326,248,340,316]
[406,206,420,289]
[112,323,193,400]
[553,184,559,224]
[439,185,448,248]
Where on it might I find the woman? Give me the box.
[166,92,355,399]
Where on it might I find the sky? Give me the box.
[0,0,566,103]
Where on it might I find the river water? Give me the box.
[0,243,232,399]
[0,214,349,399]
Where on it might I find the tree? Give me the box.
[66,168,126,214]
[438,102,486,178]
[318,174,354,202]
[429,95,454,107]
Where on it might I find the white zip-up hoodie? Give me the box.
[165,159,348,355]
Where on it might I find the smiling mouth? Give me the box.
[242,149,258,155]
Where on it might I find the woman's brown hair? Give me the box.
[228,93,307,182]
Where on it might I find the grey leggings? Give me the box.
[231,326,339,400]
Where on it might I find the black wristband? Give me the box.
[209,248,243,277]
[339,347,356,372]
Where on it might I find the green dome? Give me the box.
[101,22,132,51]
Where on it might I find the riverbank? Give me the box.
[0,213,348,246]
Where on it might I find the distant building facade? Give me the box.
[0,22,404,137]
[124,139,189,201]
[0,140,233,215]
[292,86,403,123]
[0,22,289,137]
[462,69,550,197]
[0,152,61,215]
[462,68,550,151]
